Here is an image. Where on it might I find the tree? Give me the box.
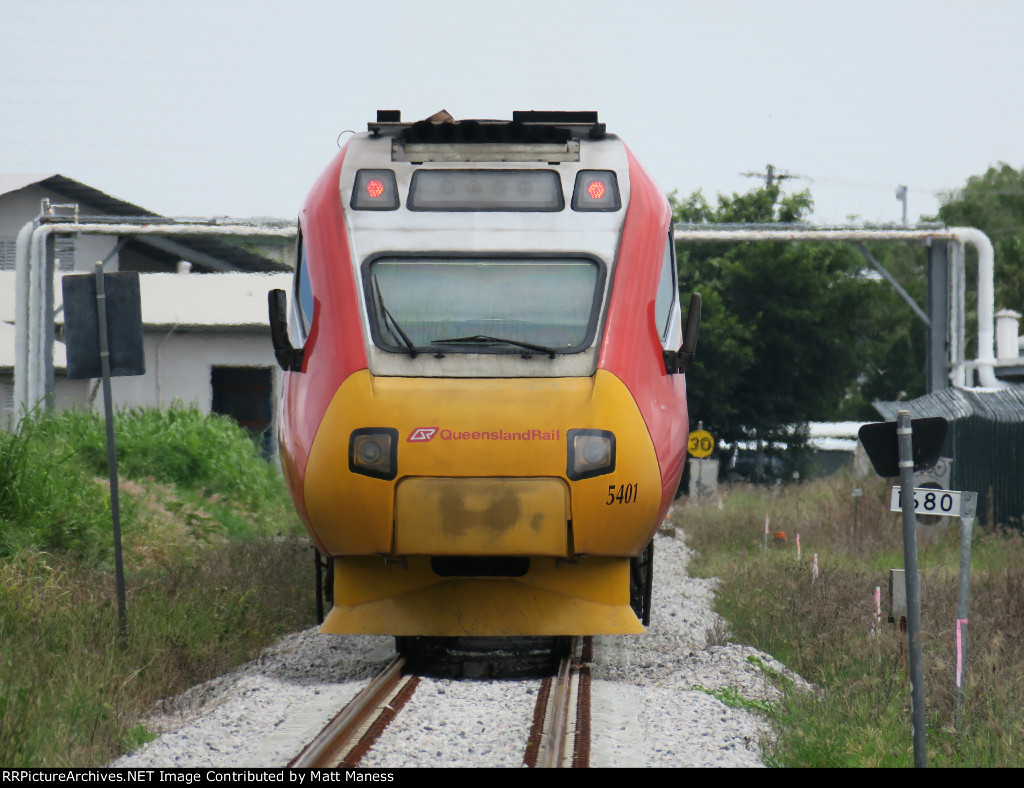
[936,163,1024,314]
[672,183,919,474]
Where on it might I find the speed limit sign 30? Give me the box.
[688,430,715,458]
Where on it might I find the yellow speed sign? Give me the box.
[688,430,715,458]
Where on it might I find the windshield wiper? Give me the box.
[372,276,417,358]
[430,335,557,359]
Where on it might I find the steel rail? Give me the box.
[288,656,410,768]
[538,636,581,768]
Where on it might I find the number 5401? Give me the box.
[607,483,638,505]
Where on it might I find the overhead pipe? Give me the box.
[13,219,297,419]
[12,220,1001,420]
[672,225,1005,389]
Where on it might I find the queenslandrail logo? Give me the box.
[407,427,560,442]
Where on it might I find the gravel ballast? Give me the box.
[111,527,805,768]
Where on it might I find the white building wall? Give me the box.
[2,331,279,436]
[0,375,92,430]
[110,330,279,412]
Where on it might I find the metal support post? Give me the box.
[927,241,950,393]
[897,410,927,767]
[95,262,128,637]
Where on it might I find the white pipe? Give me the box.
[39,222,296,239]
[13,221,35,421]
[672,228,961,244]
[27,224,57,409]
[948,227,1004,388]
[13,220,297,422]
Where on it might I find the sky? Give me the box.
[3,0,1023,225]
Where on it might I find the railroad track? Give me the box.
[288,656,416,768]
[289,637,593,768]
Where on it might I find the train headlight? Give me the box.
[566,429,616,480]
[349,428,399,480]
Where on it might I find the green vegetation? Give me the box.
[0,407,311,767]
[691,683,777,715]
[678,475,1024,767]
[937,163,1024,314]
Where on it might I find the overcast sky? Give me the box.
[3,0,1022,225]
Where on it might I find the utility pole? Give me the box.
[741,163,804,188]
[896,185,909,227]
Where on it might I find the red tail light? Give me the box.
[351,169,399,210]
[572,170,620,212]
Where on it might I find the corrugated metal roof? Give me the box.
[874,386,1024,423]
[0,174,156,216]
[0,174,61,198]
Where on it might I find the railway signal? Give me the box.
[859,414,942,767]
[860,414,980,766]
[62,263,145,638]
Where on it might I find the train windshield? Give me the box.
[365,256,602,355]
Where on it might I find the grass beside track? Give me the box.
[0,408,312,767]
[679,474,1024,767]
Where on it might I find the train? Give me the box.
[268,110,700,639]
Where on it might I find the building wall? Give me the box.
[2,329,280,448]
[0,374,92,430]
[112,329,279,412]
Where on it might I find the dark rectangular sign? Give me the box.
[62,272,146,379]
[858,417,948,477]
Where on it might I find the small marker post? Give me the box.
[954,493,978,729]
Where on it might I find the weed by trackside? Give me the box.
[0,408,311,767]
[677,473,1024,767]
